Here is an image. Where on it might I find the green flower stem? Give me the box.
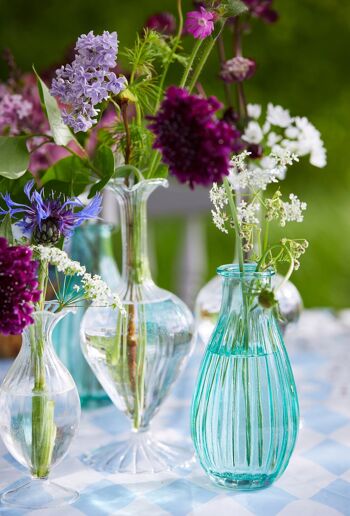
[31,261,56,478]
[154,0,184,112]
[179,39,203,89]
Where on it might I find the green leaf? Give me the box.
[34,67,75,146]
[220,0,248,18]
[41,156,91,196]
[88,146,115,197]
[0,136,30,179]
[0,213,14,244]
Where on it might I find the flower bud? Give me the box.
[219,57,256,83]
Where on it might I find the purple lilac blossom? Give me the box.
[145,12,177,35]
[185,7,215,39]
[243,0,278,23]
[0,238,40,335]
[148,86,239,188]
[0,92,32,135]
[51,31,126,133]
[0,180,102,244]
[220,56,256,83]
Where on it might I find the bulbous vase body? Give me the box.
[191,265,299,490]
[0,305,81,508]
[80,179,194,473]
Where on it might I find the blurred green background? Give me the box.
[1,0,349,308]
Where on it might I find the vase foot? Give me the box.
[82,431,194,474]
[209,472,275,491]
[1,478,79,509]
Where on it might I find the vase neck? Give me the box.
[22,305,73,352]
[111,179,167,286]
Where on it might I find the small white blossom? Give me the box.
[242,121,263,144]
[267,103,292,128]
[247,103,262,119]
[267,131,282,148]
[282,194,307,225]
[236,200,260,224]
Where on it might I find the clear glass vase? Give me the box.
[53,223,120,407]
[191,264,299,490]
[80,178,194,474]
[0,303,81,509]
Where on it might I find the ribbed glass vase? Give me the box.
[80,178,194,474]
[191,264,299,490]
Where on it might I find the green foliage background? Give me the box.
[0,0,349,307]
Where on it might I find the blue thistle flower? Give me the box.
[0,180,102,245]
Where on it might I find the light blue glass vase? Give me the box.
[191,264,299,490]
[53,223,120,408]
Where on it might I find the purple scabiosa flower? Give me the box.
[145,12,177,35]
[220,56,256,83]
[243,0,278,23]
[185,7,215,39]
[51,31,127,133]
[1,180,102,245]
[148,86,238,188]
[0,238,41,335]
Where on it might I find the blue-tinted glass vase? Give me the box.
[53,223,120,408]
[191,264,299,490]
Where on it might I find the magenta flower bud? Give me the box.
[247,143,264,159]
[185,7,215,40]
[243,0,278,23]
[145,12,177,35]
[219,56,256,83]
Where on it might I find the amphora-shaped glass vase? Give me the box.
[81,178,194,474]
[191,265,299,490]
[0,303,81,509]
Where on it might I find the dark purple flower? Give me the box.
[0,238,40,335]
[220,56,256,83]
[247,143,263,158]
[51,31,126,133]
[243,0,278,23]
[185,7,215,39]
[145,12,176,35]
[148,86,238,188]
[1,180,102,245]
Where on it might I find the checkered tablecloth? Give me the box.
[1,309,350,516]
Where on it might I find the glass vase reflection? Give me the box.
[80,178,194,474]
[53,223,120,407]
[0,303,81,509]
[191,265,299,490]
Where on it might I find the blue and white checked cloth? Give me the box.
[1,309,350,515]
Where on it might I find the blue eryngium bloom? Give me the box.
[0,180,102,245]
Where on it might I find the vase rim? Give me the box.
[108,177,168,192]
[217,263,275,278]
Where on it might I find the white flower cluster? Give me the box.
[229,149,299,191]
[236,200,260,225]
[265,192,307,227]
[32,245,125,312]
[244,102,327,169]
[210,183,229,234]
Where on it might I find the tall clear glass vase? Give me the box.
[80,178,194,474]
[191,265,299,490]
[0,303,81,509]
[53,223,119,407]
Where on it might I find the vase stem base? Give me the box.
[1,478,79,509]
[209,472,276,491]
[82,431,194,474]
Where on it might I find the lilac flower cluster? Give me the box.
[0,238,40,335]
[51,31,126,133]
[148,86,239,188]
[0,91,32,135]
[243,0,278,23]
[1,180,102,245]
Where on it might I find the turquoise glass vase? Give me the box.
[191,264,299,490]
[53,223,120,407]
